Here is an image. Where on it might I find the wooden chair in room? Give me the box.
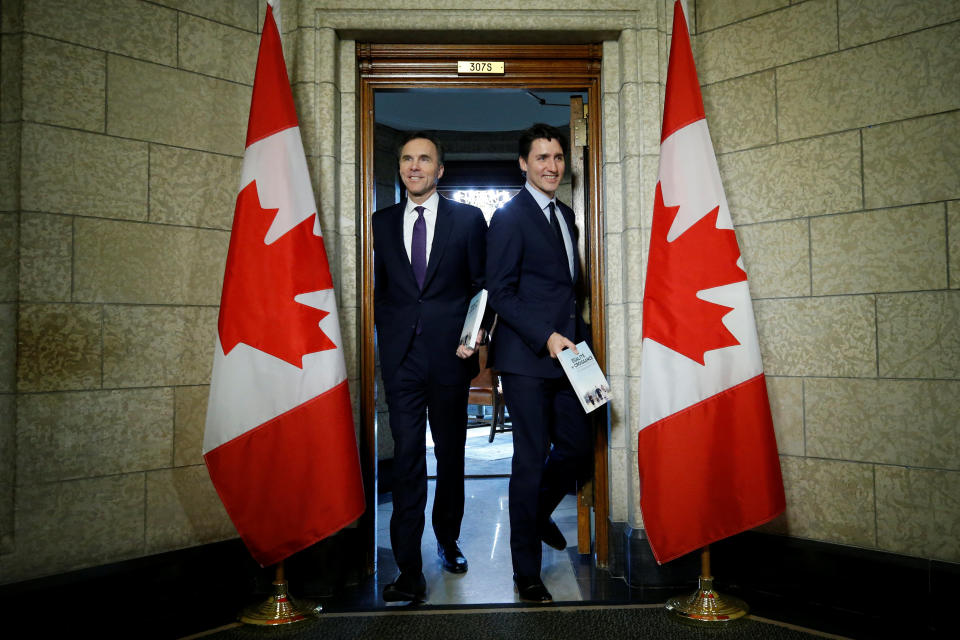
[467,344,509,442]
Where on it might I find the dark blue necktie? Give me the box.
[411,205,426,290]
[548,202,563,244]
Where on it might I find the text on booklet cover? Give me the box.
[558,342,612,413]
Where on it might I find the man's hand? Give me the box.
[456,343,475,359]
[546,332,578,358]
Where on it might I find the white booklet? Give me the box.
[459,289,487,350]
[558,341,612,413]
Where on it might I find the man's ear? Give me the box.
[438,164,445,180]
[518,157,528,172]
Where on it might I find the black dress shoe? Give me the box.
[513,574,553,603]
[437,541,468,574]
[383,572,426,602]
[539,518,567,550]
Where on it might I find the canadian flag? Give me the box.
[637,1,785,564]
[203,1,364,567]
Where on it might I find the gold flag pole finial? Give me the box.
[239,561,322,626]
[665,546,749,624]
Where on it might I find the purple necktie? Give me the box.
[411,205,427,290]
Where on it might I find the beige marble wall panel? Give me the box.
[174,385,208,467]
[339,90,357,167]
[603,161,623,234]
[718,132,861,225]
[603,92,621,165]
[601,39,619,95]
[151,0,259,31]
[24,0,176,65]
[876,465,960,563]
[950,201,959,289]
[838,0,960,49]
[701,71,775,154]
[608,446,629,522]
[73,218,228,305]
[145,465,235,554]
[313,82,338,160]
[178,14,257,86]
[778,22,960,141]
[0,123,19,215]
[17,388,173,483]
[17,303,101,392]
[0,393,13,551]
[621,155,644,229]
[807,378,960,470]
[1,34,22,122]
[698,0,790,31]
[608,374,626,449]
[21,36,104,132]
[766,376,803,456]
[606,303,626,376]
[736,219,809,299]
[338,39,356,95]
[18,212,71,302]
[629,452,644,529]
[639,155,659,230]
[863,111,960,210]
[150,145,241,230]
[767,456,875,546]
[0,213,16,300]
[638,82,662,155]
[0,304,13,394]
[107,56,250,157]
[812,205,947,295]
[605,232,622,305]
[638,28,660,84]
[0,474,144,584]
[692,0,836,85]
[1,0,22,33]
[102,305,217,388]
[21,124,147,220]
[624,227,644,303]
[336,224,358,311]
[754,296,876,377]
[314,9,639,34]
[626,302,643,374]
[878,291,960,379]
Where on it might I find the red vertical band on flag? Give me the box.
[660,2,705,142]
[204,381,364,566]
[245,5,298,147]
[638,375,785,564]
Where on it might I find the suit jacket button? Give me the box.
[570,314,575,319]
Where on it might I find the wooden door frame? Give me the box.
[357,43,609,573]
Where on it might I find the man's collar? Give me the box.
[524,182,556,211]
[405,191,440,215]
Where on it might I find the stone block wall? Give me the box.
[0,0,266,584]
[690,0,958,561]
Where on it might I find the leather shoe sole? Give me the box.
[383,572,426,603]
[513,575,553,603]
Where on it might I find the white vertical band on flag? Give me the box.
[637,122,762,430]
[240,127,319,244]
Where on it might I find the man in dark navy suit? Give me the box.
[486,123,592,603]
[373,132,487,602]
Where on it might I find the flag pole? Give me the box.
[239,561,321,625]
[664,546,749,624]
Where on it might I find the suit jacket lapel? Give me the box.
[421,195,453,292]
[519,189,573,283]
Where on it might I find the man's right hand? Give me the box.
[546,332,578,358]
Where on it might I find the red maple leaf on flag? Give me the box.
[218,181,336,368]
[642,182,746,365]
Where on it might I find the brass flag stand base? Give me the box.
[665,546,749,624]
[240,562,321,626]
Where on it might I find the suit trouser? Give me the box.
[384,333,469,576]
[500,372,592,578]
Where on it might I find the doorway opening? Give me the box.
[359,44,608,592]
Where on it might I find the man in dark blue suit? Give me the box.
[373,132,487,602]
[486,123,592,603]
